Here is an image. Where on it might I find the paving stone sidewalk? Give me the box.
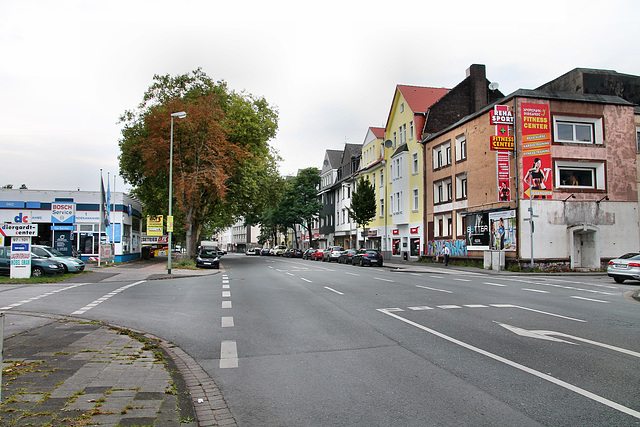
[1,319,196,426]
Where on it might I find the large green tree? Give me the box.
[118,68,279,256]
[347,177,377,248]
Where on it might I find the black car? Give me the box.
[196,248,220,269]
[302,249,317,260]
[284,248,303,258]
[337,249,357,264]
[352,249,384,267]
[0,247,65,277]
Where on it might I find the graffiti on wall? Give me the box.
[426,239,467,257]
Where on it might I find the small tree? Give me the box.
[347,177,377,249]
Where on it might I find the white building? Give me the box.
[0,189,143,262]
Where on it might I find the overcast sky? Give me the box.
[1,0,638,192]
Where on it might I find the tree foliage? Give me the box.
[347,177,377,247]
[118,68,279,255]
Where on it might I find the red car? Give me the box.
[310,249,325,261]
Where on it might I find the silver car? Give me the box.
[31,245,85,273]
[607,252,640,283]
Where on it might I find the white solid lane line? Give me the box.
[71,281,145,315]
[378,309,640,420]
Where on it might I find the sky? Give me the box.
[1,0,638,192]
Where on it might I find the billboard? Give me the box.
[521,103,552,199]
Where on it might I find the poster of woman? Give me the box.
[489,210,517,251]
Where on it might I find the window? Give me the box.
[554,160,605,190]
[636,126,640,151]
[410,121,414,140]
[434,214,452,238]
[380,170,384,187]
[553,115,603,144]
[380,198,384,217]
[433,141,452,170]
[413,188,419,211]
[390,195,394,215]
[456,174,467,199]
[393,132,397,148]
[434,179,452,204]
[400,103,404,112]
[455,135,467,161]
[412,152,419,174]
[393,157,402,179]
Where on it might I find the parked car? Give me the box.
[260,247,272,256]
[284,248,303,258]
[337,249,357,264]
[0,247,65,277]
[196,248,220,269]
[246,247,259,256]
[352,249,384,267]
[607,252,640,283]
[271,245,287,256]
[31,245,85,273]
[310,249,325,261]
[322,246,345,262]
[303,249,317,260]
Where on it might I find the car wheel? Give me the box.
[614,276,625,284]
[360,259,365,267]
[379,262,383,267]
[32,267,44,277]
[62,265,69,274]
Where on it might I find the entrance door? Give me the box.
[572,229,597,270]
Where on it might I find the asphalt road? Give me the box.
[1,254,639,426]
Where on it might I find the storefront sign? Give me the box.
[141,235,169,244]
[10,237,31,279]
[54,231,73,256]
[490,136,514,150]
[490,105,514,125]
[0,223,37,237]
[51,202,76,224]
[147,215,164,236]
[521,103,553,199]
[410,227,418,234]
[392,229,399,235]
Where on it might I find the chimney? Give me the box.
[466,64,488,112]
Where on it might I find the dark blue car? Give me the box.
[352,249,384,267]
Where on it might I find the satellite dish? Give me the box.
[489,82,499,91]
[384,139,393,148]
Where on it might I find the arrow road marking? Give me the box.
[378,309,640,420]
[498,323,640,358]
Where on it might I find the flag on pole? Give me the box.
[101,176,110,229]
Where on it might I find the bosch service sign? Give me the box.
[51,202,76,224]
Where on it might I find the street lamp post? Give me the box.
[168,111,187,274]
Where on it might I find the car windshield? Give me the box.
[201,250,218,256]
[45,247,65,257]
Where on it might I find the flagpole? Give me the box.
[99,169,103,267]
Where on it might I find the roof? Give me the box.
[322,149,343,173]
[386,85,450,130]
[421,89,633,144]
[370,127,385,139]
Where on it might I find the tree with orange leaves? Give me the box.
[119,69,279,256]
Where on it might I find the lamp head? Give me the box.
[171,111,187,119]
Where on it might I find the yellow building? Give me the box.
[357,127,385,250]
[381,85,449,259]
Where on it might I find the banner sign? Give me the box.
[489,210,517,251]
[465,212,490,249]
[141,235,169,244]
[0,223,38,237]
[51,202,76,224]
[521,103,553,199]
[54,231,73,256]
[497,151,511,201]
[146,215,164,236]
[10,237,31,278]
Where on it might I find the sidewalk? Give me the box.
[1,259,234,427]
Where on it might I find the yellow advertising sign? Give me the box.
[167,215,174,233]
[147,215,164,236]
